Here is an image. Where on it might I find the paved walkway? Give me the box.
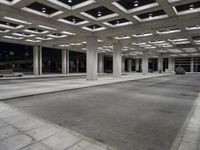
[0,102,115,150]
[175,93,200,150]
[0,73,172,100]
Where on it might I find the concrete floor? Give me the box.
[4,73,200,150]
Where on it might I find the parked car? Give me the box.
[175,67,186,75]
[136,69,142,72]
[0,70,23,77]
[148,69,154,73]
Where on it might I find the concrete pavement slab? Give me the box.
[26,125,61,141]
[1,134,35,150]
[0,126,21,140]
[41,131,81,150]
[20,143,50,150]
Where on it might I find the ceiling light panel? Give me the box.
[82,24,106,32]
[58,15,89,26]
[23,28,49,34]
[0,0,21,5]
[157,29,181,34]
[0,28,10,33]
[47,33,67,38]
[3,35,23,40]
[12,32,35,37]
[104,18,132,27]
[134,10,168,22]
[168,49,182,53]
[81,6,119,21]
[0,20,24,29]
[112,0,159,14]
[133,33,153,37]
[22,2,63,18]
[186,25,200,30]
[3,17,32,25]
[47,0,95,10]
[174,1,200,15]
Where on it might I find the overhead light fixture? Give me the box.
[114,36,130,40]
[190,4,194,10]
[97,11,102,17]
[169,38,188,42]
[132,33,153,37]
[26,39,41,43]
[3,35,23,40]
[186,25,200,30]
[3,17,32,25]
[61,31,76,35]
[134,1,139,7]
[42,8,46,13]
[38,25,57,31]
[157,29,181,34]
[72,18,76,24]
[68,0,72,2]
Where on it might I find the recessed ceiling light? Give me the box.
[97,11,102,17]
[68,0,72,3]
[72,18,76,24]
[3,17,32,25]
[42,8,46,13]
[134,1,139,7]
[190,4,194,10]
[38,25,57,31]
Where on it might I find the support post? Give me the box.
[86,36,98,80]
[113,43,122,78]
[142,51,148,74]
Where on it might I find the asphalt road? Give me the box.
[4,73,200,150]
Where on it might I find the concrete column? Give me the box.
[39,46,42,75]
[168,57,173,72]
[66,50,69,74]
[136,59,139,71]
[62,49,67,74]
[113,43,122,78]
[172,58,175,71]
[191,57,194,72]
[158,55,163,73]
[142,51,148,74]
[128,59,132,72]
[98,54,104,73]
[33,45,39,76]
[122,56,125,72]
[86,36,98,80]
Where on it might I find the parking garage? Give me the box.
[0,0,200,150]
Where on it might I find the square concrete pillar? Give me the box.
[128,59,132,72]
[136,59,139,71]
[33,45,39,76]
[142,51,148,74]
[62,49,67,74]
[168,57,173,72]
[191,57,194,72]
[39,46,42,75]
[33,45,42,75]
[113,43,122,78]
[122,56,125,72]
[86,36,98,80]
[158,55,163,73]
[98,54,104,73]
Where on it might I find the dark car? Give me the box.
[175,67,186,75]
